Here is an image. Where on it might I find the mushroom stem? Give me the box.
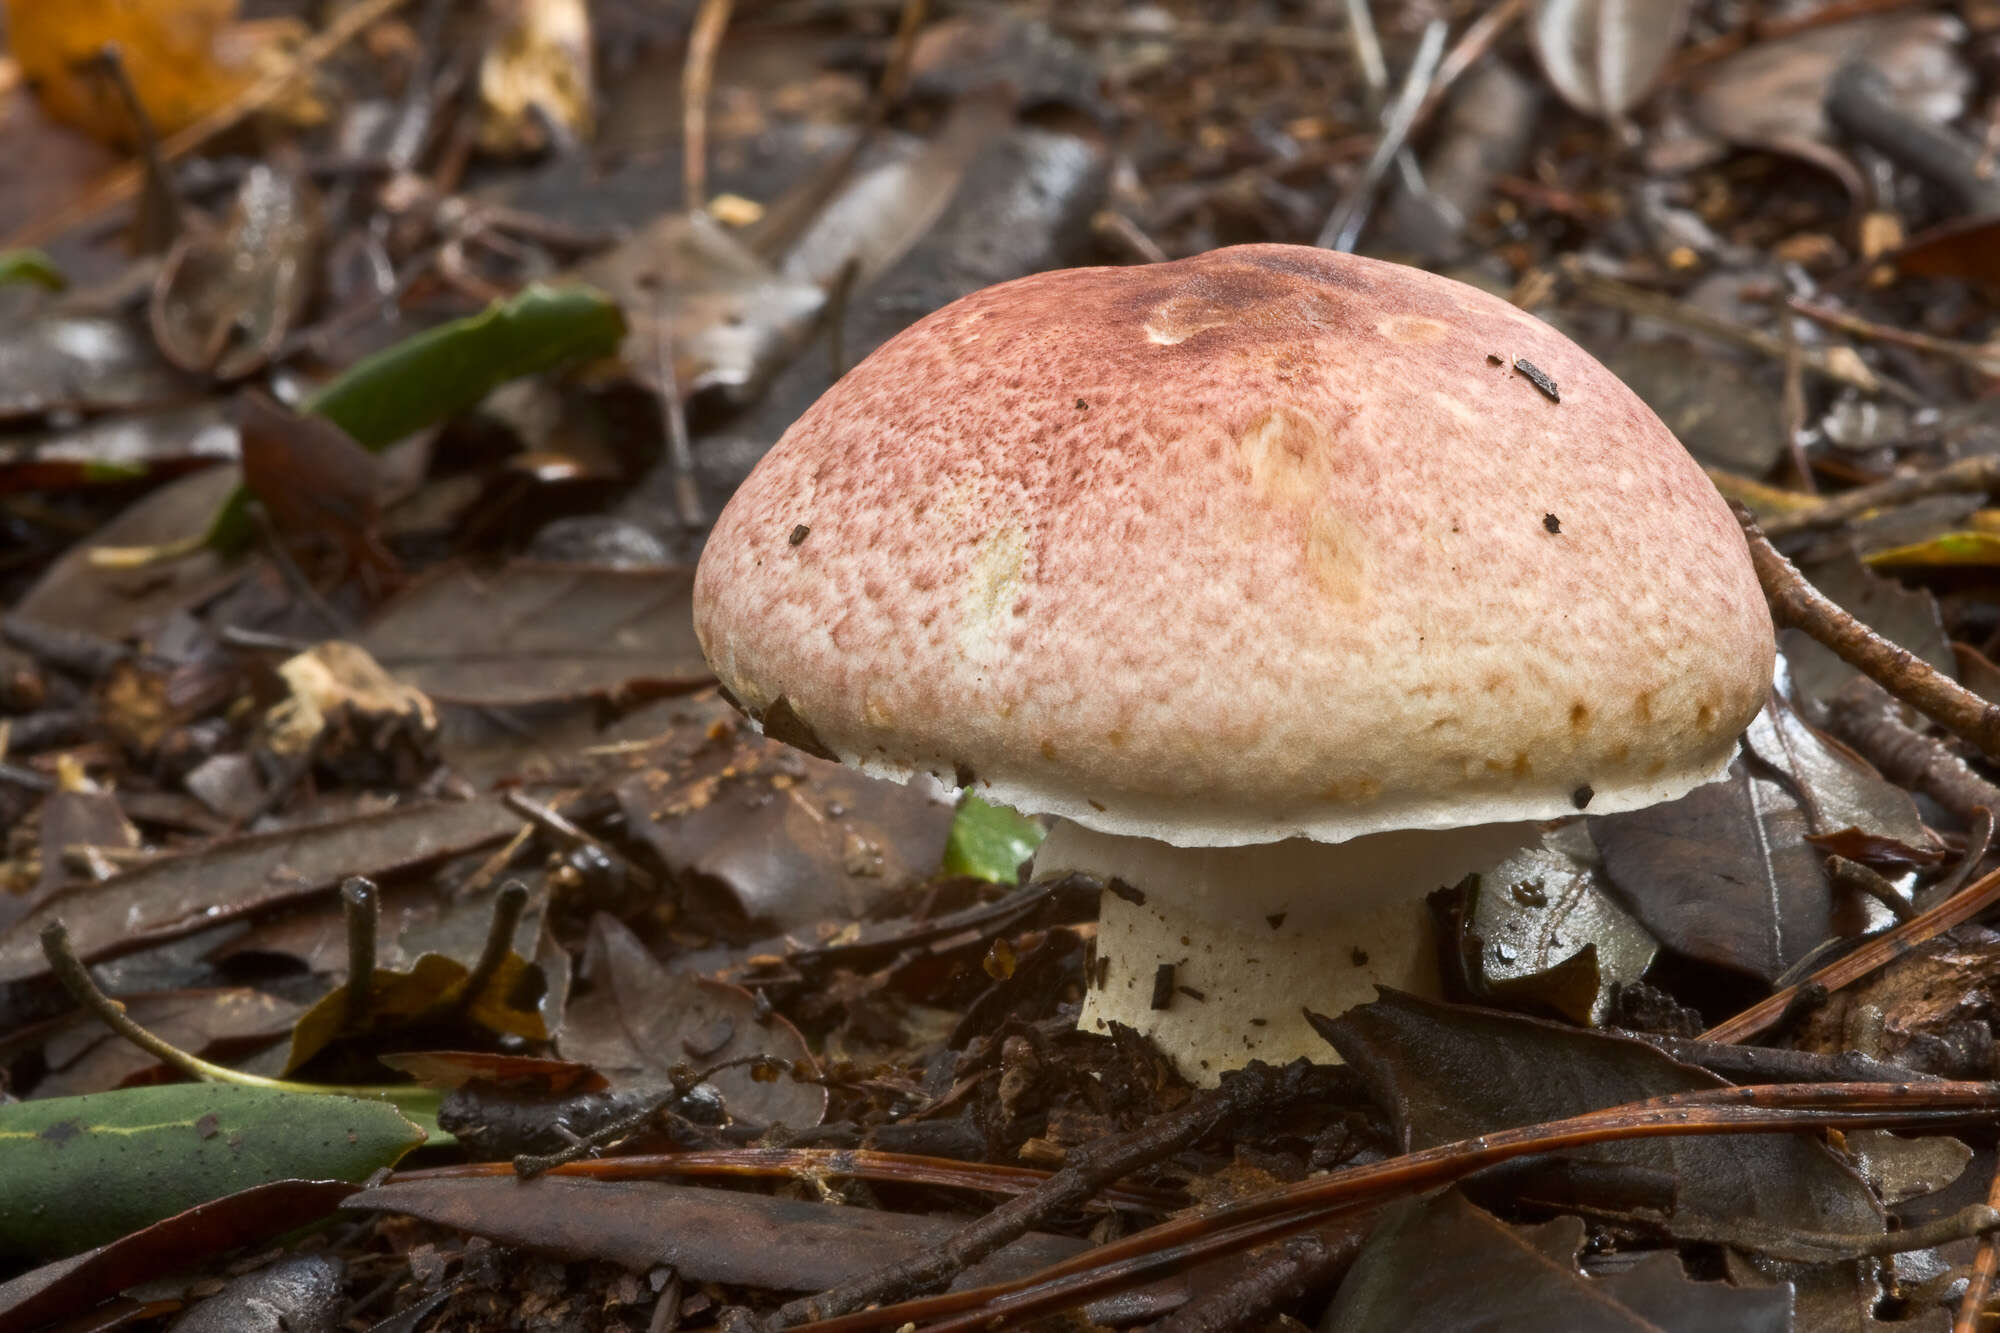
[1033,818,1541,1084]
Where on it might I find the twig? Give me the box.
[1790,296,2000,380]
[0,614,125,678]
[1092,211,1169,264]
[501,790,659,893]
[1739,511,2000,760]
[650,284,705,530]
[1627,1033,1934,1084]
[769,1060,1314,1328]
[396,1148,1183,1212]
[1959,1155,2000,1333]
[1824,678,2000,826]
[1665,0,1932,82]
[785,1081,2000,1333]
[1702,863,2000,1044]
[1826,854,1917,922]
[1151,1226,1369,1333]
[1927,808,1997,911]
[1413,0,1525,134]
[455,880,530,1015]
[1317,19,1446,251]
[5,0,412,249]
[1051,14,1354,52]
[1562,259,1899,399]
[342,875,379,1028]
[1776,288,1815,492]
[1763,456,2000,540]
[683,0,736,214]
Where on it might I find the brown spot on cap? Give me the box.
[1572,784,1594,809]
[1544,513,1561,534]
[789,524,811,546]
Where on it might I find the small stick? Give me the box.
[1823,678,2000,826]
[1790,296,2000,380]
[1958,1156,2000,1333]
[1563,260,1897,398]
[769,1060,1313,1328]
[455,880,530,1015]
[1627,1033,1933,1084]
[342,876,379,1028]
[1092,211,1169,264]
[1925,808,1997,911]
[1763,455,2000,540]
[1776,290,1816,492]
[1702,862,2000,1044]
[1151,1226,1368,1333]
[1318,19,1446,251]
[1825,854,1917,922]
[1738,510,2000,761]
[682,0,736,214]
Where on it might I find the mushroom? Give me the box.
[693,245,1774,1083]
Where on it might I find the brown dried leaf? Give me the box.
[558,913,827,1130]
[347,1175,1091,1292]
[1316,992,1882,1240]
[357,561,709,706]
[613,693,954,930]
[0,797,523,985]
[1326,1189,1792,1332]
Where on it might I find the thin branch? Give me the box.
[769,1060,1313,1328]
[682,0,737,214]
[1824,678,2000,827]
[1762,455,2000,539]
[1701,863,2000,1044]
[1958,1154,2000,1333]
[785,1081,2000,1333]
[1738,509,2000,760]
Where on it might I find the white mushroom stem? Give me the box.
[1033,819,1543,1085]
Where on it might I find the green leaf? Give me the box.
[942,794,1045,883]
[0,1084,425,1257]
[0,248,66,291]
[203,282,625,550]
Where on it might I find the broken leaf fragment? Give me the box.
[478,0,594,155]
[942,793,1045,884]
[0,1083,424,1258]
[0,248,65,291]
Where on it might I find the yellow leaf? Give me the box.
[1865,531,2000,569]
[5,0,255,146]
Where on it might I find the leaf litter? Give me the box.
[8,2,2000,1330]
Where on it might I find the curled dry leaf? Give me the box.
[1528,0,1692,120]
[150,165,321,380]
[558,913,827,1131]
[1687,15,1970,196]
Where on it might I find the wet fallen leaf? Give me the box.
[1743,693,1942,865]
[1866,530,2000,570]
[0,1179,358,1333]
[478,0,594,155]
[164,1253,342,1333]
[358,561,708,706]
[346,1175,1090,1292]
[558,913,826,1130]
[1798,928,2000,1079]
[1326,1189,1792,1332]
[0,796,523,985]
[1317,992,1883,1243]
[150,164,320,379]
[1896,214,2000,290]
[35,782,139,896]
[0,1083,423,1258]
[1590,755,1833,983]
[1527,0,1692,121]
[1458,826,1656,1025]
